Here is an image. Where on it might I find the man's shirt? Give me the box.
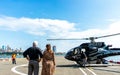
[23,47,43,60]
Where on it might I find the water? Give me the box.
[0,54,63,58]
[0,54,23,58]
[105,55,120,62]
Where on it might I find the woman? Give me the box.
[41,44,56,75]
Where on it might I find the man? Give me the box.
[23,41,43,75]
[81,51,87,67]
[12,53,16,64]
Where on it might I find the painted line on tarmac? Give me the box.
[86,68,97,75]
[79,67,97,75]
[11,64,27,75]
[74,62,87,75]
[79,68,87,75]
[74,62,97,75]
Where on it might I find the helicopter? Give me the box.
[47,33,120,66]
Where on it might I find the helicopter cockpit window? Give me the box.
[73,48,80,55]
[81,48,86,52]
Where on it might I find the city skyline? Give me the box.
[0,44,22,52]
[0,0,120,52]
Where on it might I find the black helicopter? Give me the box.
[47,33,120,65]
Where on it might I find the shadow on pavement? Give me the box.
[56,64,80,68]
[94,68,120,73]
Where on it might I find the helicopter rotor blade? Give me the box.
[97,33,120,39]
[47,38,83,41]
[47,33,120,41]
[80,38,89,40]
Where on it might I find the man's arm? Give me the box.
[84,53,87,59]
[26,55,30,61]
[38,48,43,58]
[23,49,30,61]
[37,48,43,62]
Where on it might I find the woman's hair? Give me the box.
[46,44,51,48]
[46,44,53,53]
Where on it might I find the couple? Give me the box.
[23,41,56,75]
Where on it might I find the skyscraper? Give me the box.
[52,46,56,53]
[2,45,6,51]
[6,45,11,52]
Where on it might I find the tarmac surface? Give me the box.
[0,56,120,75]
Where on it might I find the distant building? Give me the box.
[0,48,2,53]
[53,46,56,53]
[20,48,22,51]
[2,45,6,51]
[6,45,11,52]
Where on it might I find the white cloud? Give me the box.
[0,16,76,36]
[106,19,117,22]
[109,21,120,33]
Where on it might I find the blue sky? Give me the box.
[0,0,120,52]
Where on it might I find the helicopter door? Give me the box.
[73,48,81,61]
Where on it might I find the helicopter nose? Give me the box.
[64,51,73,60]
[65,53,69,59]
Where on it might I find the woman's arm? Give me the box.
[53,53,56,65]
